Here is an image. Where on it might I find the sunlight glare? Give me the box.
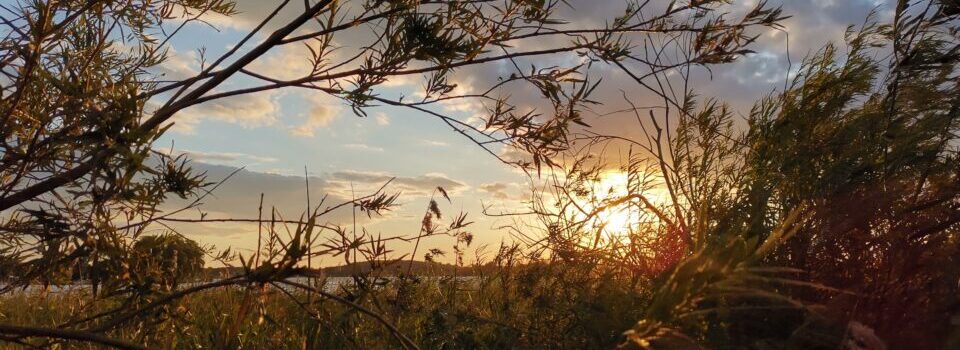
[592,171,633,233]
[576,170,669,243]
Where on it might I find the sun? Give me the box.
[595,204,633,232]
[592,171,634,232]
[563,169,667,245]
[581,171,668,237]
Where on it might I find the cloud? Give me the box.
[289,93,342,137]
[343,143,384,152]
[154,47,199,81]
[498,146,533,164]
[160,149,278,167]
[326,170,468,197]
[160,163,345,221]
[164,5,251,32]
[248,40,326,81]
[166,90,281,133]
[158,164,469,225]
[410,0,889,157]
[422,140,448,147]
[289,107,336,136]
[435,77,486,114]
[478,182,520,200]
[155,162,488,260]
[199,1,414,86]
[157,164,470,239]
[375,113,390,126]
[203,1,315,31]
[160,164,469,218]
[179,0,885,123]
[379,74,419,88]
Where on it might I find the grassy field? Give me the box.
[0,243,907,350]
[0,263,653,349]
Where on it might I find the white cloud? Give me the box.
[422,140,448,147]
[170,90,281,133]
[248,41,323,81]
[289,93,342,137]
[289,107,335,136]
[155,47,199,82]
[164,5,251,32]
[379,73,418,88]
[375,112,390,126]
[498,146,533,164]
[343,143,384,152]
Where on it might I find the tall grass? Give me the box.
[1,2,959,349]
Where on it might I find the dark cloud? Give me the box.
[212,0,888,114]
[165,149,278,165]
[160,163,469,227]
[162,162,341,220]
[479,182,518,200]
[327,170,468,196]
[697,0,889,109]
[179,0,890,166]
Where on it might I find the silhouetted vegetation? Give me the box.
[1,0,958,349]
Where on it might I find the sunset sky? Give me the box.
[152,0,890,264]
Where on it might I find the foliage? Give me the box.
[0,0,957,349]
[609,2,960,348]
[130,234,205,290]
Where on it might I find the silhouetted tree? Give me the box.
[131,234,205,290]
